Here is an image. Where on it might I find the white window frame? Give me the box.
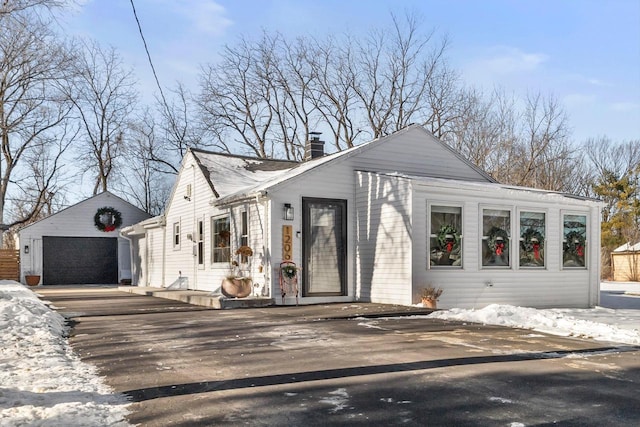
[480,206,513,269]
[517,208,547,270]
[211,215,230,264]
[239,210,249,263]
[173,221,180,250]
[197,218,205,269]
[561,211,588,270]
[427,202,464,269]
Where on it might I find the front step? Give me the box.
[118,286,274,309]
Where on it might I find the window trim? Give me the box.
[173,221,181,250]
[561,211,588,270]
[239,210,249,263]
[211,214,231,265]
[480,206,513,269]
[427,202,464,270]
[517,208,547,270]
[197,218,205,268]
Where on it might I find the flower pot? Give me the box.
[25,275,41,287]
[422,297,437,309]
[221,278,252,298]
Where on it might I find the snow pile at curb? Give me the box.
[0,281,131,426]
[428,303,640,346]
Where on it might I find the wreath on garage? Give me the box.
[94,206,122,232]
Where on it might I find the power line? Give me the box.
[129,0,170,113]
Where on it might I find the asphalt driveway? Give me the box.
[38,287,640,426]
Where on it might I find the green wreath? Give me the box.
[94,206,122,232]
[564,231,585,257]
[437,224,458,252]
[487,226,509,255]
[521,228,544,252]
[281,265,297,279]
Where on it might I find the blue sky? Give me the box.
[64,0,640,143]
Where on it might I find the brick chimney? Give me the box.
[304,132,325,161]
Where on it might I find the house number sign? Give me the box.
[282,225,293,260]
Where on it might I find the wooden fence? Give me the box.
[0,249,20,281]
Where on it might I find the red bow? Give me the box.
[496,242,504,256]
[577,245,584,257]
[533,243,540,260]
[446,241,454,252]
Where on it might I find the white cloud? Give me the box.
[611,102,639,112]
[168,0,233,37]
[477,46,548,74]
[563,93,597,108]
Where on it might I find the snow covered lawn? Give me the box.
[428,304,640,345]
[427,281,640,346]
[0,281,131,426]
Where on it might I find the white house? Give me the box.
[122,125,603,308]
[19,191,151,285]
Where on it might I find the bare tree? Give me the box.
[0,10,74,245]
[66,40,138,194]
[0,0,67,15]
[120,109,171,215]
[197,12,457,159]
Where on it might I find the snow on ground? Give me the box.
[428,281,640,346]
[1,280,639,426]
[0,281,131,427]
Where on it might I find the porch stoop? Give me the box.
[118,286,275,309]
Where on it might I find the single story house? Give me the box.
[611,242,640,282]
[122,125,603,308]
[19,191,151,285]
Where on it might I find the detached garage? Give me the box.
[19,191,151,285]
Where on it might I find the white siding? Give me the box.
[18,192,150,281]
[409,178,602,309]
[356,172,413,305]
[146,226,165,287]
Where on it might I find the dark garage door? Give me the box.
[43,236,118,285]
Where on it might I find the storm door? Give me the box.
[302,198,347,296]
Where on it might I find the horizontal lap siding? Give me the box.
[356,172,412,305]
[348,129,491,182]
[411,180,601,309]
[269,127,488,304]
[146,228,164,287]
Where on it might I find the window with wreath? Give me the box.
[563,214,587,268]
[519,212,545,268]
[429,205,462,267]
[212,216,230,263]
[482,209,510,267]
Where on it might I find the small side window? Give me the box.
[173,222,180,249]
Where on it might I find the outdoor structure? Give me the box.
[122,125,603,308]
[611,242,640,282]
[19,191,151,285]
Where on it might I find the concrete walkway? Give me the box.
[118,286,275,309]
